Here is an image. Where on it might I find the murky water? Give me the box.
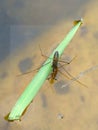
[0,0,98,130]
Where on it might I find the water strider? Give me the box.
[48,51,59,83]
[48,51,70,83]
[18,45,87,88]
[47,51,87,87]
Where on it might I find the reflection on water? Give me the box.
[0,0,90,62]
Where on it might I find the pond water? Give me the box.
[0,0,98,130]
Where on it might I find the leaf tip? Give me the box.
[73,18,83,26]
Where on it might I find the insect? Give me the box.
[18,45,87,88]
[46,50,87,87]
[48,51,59,83]
[48,51,70,83]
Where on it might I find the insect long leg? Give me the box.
[39,44,49,59]
[17,69,39,76]
[17,45,52,77]
[58,69,71,80]
[57,55,87,87]
[60,64,88,88]
[17,61,51,76]
[55,56,76,79]
[62,65,98,88]
[58,56,77,67]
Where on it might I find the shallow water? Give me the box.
[1,0,98,130]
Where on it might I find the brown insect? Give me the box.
[47,50,87,87]
[18,45,87,88]
[48,51,70,83]
[48,51,59,83]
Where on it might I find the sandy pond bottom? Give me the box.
[1,1,98,130]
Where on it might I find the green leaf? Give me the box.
[7,19,82,121]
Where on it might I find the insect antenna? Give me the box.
[39,44,49,59]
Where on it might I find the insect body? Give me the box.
[49,51,59,83]
[49,51,72,83]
